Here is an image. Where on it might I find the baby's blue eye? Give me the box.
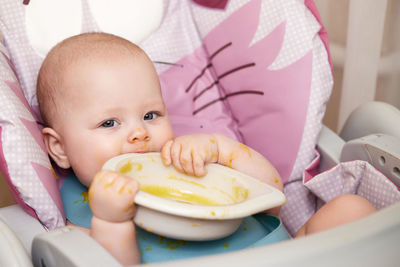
[101,120,118,128]
[144,112,158,121]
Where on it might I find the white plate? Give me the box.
[102,152,285,241]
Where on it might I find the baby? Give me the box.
[37,32,375,265]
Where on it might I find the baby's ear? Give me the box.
[42,127,71,169]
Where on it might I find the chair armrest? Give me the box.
[146,202,400,267]
[340,101,400,141]
[317,125,345,172]
[0,205,46,254]
[318,127,400,187]
[0,205,121,267]
[341,134,400,187]
[318,101,400,186]
[0,218,32,267]
[32,227,121,267]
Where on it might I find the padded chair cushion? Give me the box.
[0,0,333,231]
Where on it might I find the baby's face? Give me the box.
[52,53,174,186]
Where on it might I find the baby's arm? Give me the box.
[88,170,140,266]
[161,133,283,193]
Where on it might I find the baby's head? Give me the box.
[37,32,174,186]
[37,32,145,127]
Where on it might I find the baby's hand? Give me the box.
[161,134,218,177]
[88,170,139,223]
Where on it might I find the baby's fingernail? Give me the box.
[200,169,208,177]
[161,156,170,165]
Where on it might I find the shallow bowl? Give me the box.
[102,152,285,241]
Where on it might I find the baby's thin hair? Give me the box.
[37,32,145,127]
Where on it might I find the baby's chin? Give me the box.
[78,176,93,188]
[74,169,98,187]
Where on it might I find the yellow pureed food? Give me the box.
[140,184,221,205]
[117,158,249,206]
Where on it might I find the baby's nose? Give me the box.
[128,127,150,143]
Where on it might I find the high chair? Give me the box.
[1,1,400,266]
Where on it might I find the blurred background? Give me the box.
[1,0,399,207]
[316,0,400,132]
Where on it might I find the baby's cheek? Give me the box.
[95,141,122,166]
[92,148,106,166]
[76,156,107,187]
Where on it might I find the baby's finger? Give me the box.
[111,175,130,194]
[192,151,207,177]
[123,180,139,212]
[161,140,173,165]
[171,142,184,173]
[125,179,140,196]
[180,147,194,175]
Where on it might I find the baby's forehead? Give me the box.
[45,38,144,89]
[56,41,137,67]
[38,33,148,127]
[43,33,145,69]
[44,34,153,92]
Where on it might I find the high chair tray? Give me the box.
[137,214,289,264]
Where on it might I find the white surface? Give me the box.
[0,205,45,255]
[134,206,242,241]
[102,152,285,240]
[32,227,120,267]
[25,0,82,57]
[87,0,164,44]
[147,201,400,267]
[27,201,400,267]
[25,0,164,57]
[340,101,400,141]
[317,125,345,172]
[0,218,32,267]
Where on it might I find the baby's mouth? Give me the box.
[128,142,151,154]
[134,146,151,154]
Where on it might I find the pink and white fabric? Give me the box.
[1,0,399,237]
[0,44,65,229]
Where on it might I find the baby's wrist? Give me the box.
[91,215,135,229]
